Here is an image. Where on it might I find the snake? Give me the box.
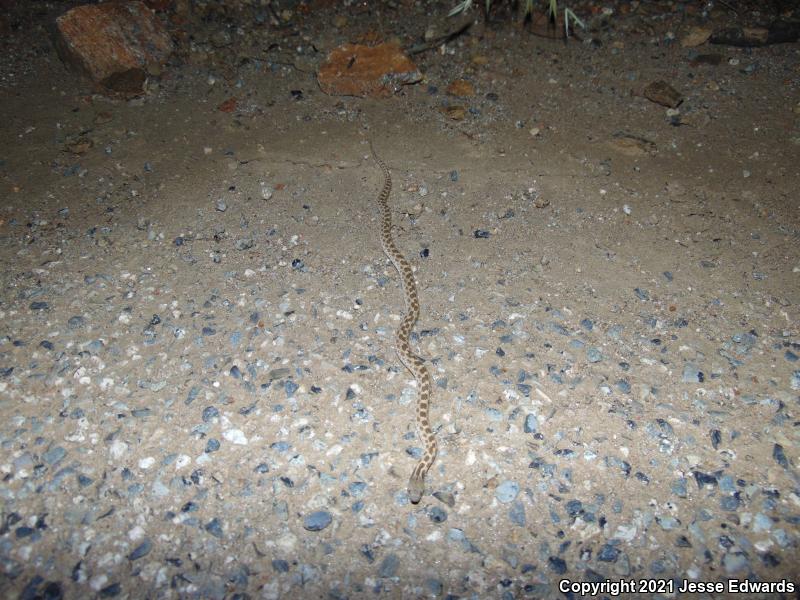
[370,142,437,504]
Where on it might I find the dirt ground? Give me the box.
[1,1,799,598]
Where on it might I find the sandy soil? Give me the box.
[1,1,799,598]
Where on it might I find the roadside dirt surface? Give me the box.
[1,1,799,598]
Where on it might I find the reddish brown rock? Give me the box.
[317,42,421,98]
[54,1,173,95]
[446,79,475,97]
[441,105,466,120]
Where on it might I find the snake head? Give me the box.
[407,475,425,504]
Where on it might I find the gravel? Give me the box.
[0,2,798,597]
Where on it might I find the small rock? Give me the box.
[524,414,538,433]
[317,42,421,98]
[378,553,399,578]
[681,26,712,47]
[442,105,466,120]
[303,511,332,531]
[547,556,567,574]
[222,429,247,445]
[128,539,152,560]
[428,506,447,523]
[682,364,704,383]
[495,480,520,503]
[205,518,224,538]
[509,500,526,527]
[644,80,683,108]
[446,79,475,97]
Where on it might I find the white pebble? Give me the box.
[128,525,146,541]
[223,429,248,445]
[109,439,128,459]
[90,575,108,591]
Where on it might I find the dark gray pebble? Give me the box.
[99,583,121,597]
[67,316,85,329]
[205,518,224,538]
[694,471,717,488]
[271,559,289,573]
[128,539,152,560]
[773,444,788,469]
[303,511,332,531]
[547,556,567,574]
[30,301,49,311]
[41,581,62,600]
[378,553,399,578]
[202,406,219,422]
[710,429,722,449]
[598,543,620,562]
[565,499,583,517]
[360,545,375,563]
[428,506,447,523]
[271,441,291,453]
[15,526,36,539]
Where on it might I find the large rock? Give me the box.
[54,1,173,95]
[317,42,421,98]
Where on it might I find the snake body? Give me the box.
[371,143,437,504]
